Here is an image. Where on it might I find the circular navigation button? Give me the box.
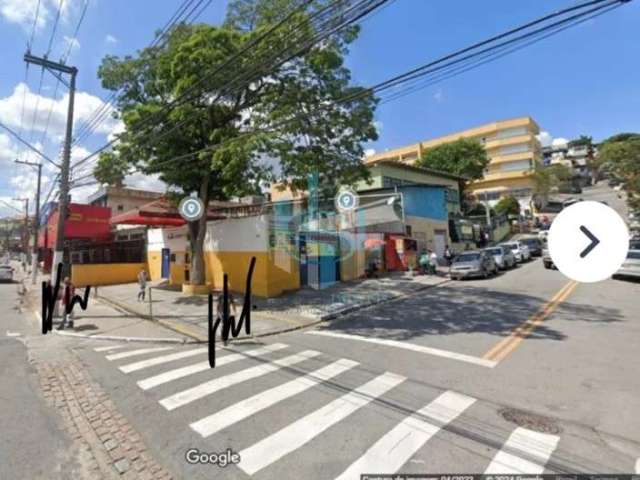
[548,201,629,283]
[179,197,204,222]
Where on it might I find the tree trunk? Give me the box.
[189,175,210,285]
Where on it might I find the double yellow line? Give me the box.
[483,280,579,363]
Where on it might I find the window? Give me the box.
[405,225,412,237]
[117,205,124,212]
[495,126,528,140]
[170,253,176,262]
[500,143,531,156]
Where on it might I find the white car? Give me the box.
[0,265,14,282]
[500,241,531,263]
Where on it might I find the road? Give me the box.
[0,276,81,479]
[4,184,639,479]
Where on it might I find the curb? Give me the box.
[96,278,450,340]
[30,308,195,344]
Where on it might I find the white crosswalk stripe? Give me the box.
[190,357,359,438]
[335,390,476,479]
[94,345,126,352]
[484,427,559,474]
[119,348,208,373]
[237,371,406,476]
[97,343,575,476]
[160,350,322,411]
[137,343,288,390]
[106,347,173,361]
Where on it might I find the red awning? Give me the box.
[110,197,229,226]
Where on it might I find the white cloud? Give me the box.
[433,88,444,103]
[537,131,552,147]
[123,172,166,192]
[0,0,79,33]
[62,35,80,54]
[0,83,120,144]
[374,120,383,135]
[537,131,570,149]
[364,148,376,157]
[105,34,118,44]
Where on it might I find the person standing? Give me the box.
[429,250,439,274]
[419,250,430,275]
[57,277,75,330]
[137,269,147,302]
[444,245,453,266]
[216,292,238,346]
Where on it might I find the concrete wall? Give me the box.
[147,215,300,297]
[71,263,146,287]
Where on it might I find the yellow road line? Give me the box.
[483,280,578,363]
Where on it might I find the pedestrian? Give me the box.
[418,250,430,275]
[137,269,147,302]
[429,250,438,274]
[444,245,453,266]
[57,276,75,330]
[216,292,238,346]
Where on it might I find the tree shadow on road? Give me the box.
[320,284,624,343]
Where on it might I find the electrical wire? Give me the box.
[71,0,209,146]
[72,0,382,169]
[45,0,65,57]
[27,0,42,52]
[126,0,628,176]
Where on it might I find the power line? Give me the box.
[62,0,90,62]
[130,0,630,176]
[71,0,208,146]
[0,119,59,168]
[27,0,42,51]
[72,0,377,169]
[45,0,65,57]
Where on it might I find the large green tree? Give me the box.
[494,195,520,217]
[94,0,377,285]
[532,163,573,197]
[416,138,489,181]
[598,133,640,214]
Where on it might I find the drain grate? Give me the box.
[499,407,562,434]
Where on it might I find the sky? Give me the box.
[0,0,638,217]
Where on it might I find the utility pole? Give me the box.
[12,198,29,265]
[25,53,77,283]
[15,159,42,284]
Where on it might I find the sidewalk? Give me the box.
[96,270,450,342]
[20,268,192,344]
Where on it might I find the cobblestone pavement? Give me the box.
[35,350,174,479]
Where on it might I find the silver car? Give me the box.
[450,251,498,280]
[614,249,640,279]
[484,246,516,270]
[0,265,14,282]
[500,241,531,263]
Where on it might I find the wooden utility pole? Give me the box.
[24,53,77,283]
[15,159,42,284]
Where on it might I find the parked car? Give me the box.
[542,247,556,269]
[614,250,640,280]
[519,237,543,256]
[0,265,14,282]
[500,241,531,263]
[449,251,498,280]
[538,230,549,242]
[483,246,516,270]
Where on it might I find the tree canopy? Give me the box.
[416,138,488,181]
[94,0,378,284]
[532,163,573,197]
[494,195,520,217]
[598,133,640,214]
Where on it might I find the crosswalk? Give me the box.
[92,342,571,477]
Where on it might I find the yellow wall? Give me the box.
[204,251,299,298]
[71,263,147,287]
[147,251,162,281]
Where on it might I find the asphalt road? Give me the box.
[0,279,81,479]
[7,183,640,479]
